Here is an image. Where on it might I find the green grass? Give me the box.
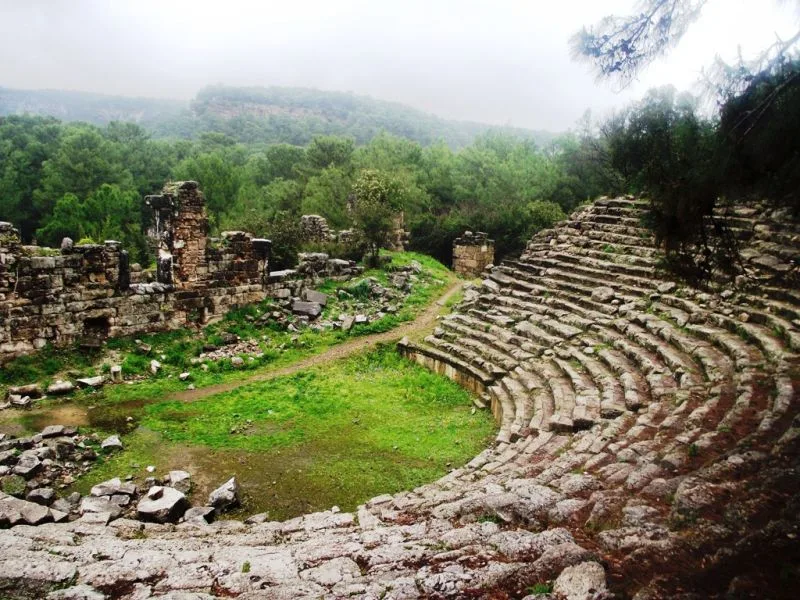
[71,345,495,520]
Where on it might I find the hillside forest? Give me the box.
[1,56,798,276]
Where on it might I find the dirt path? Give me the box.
[169,279,464,403]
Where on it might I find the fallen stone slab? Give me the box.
[26,487,55,506]
[8,384,42,398]
[39,425,67,438]
[0,492,53,526]
[292,300,323,319]
[10,395,32,408]
[76,375,105,389]
[80,496,123,520]
[47,380,75,395]
[137,486,189,523]
[183,505,215,524]
[12,453,41,478]
[90,477,136,497]
[100,435,123,452]
[302,289,328,306]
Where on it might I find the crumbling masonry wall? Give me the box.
[0,181,270,362]
[452,231,494,276]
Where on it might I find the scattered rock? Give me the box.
[40,425,66,438]
[90,477,136,497]
[231,356,244,367]
[292,300,323,319]
[110,365,123,383]
[136,486,189,523]
[26,487,55,505]
[208,477,240,513]
[149,359,161,374]
[183,506,215,524]
[8,384,42,398]
[12,454,42,478]
[168,470,192,494]
[76,375,105,389]
[47,380,75,395]
[302,289,328,306]
[100,435,123,452]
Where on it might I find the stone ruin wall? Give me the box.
[0,181,271,363]
[299,212,409,251]
[452,231,495,276]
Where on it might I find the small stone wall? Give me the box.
[0,181,271,362]
[452,231,494,276]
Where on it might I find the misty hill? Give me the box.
[0,84,557,148]
[0,86,184,127]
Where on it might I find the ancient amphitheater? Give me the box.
[2,197,798,599]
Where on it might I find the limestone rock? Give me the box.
[0,492,52,525]
[183,506,215,523]
[26,487,55,505]
[90,477,136,497]
[47,380,75,395]
[302,289,328,306]
[40,425,66,438]
[168,470,192,494]
[136,486,189,523]
[8,384,42,398]
[657,281,676,294]
[591,287,615,303]
[292,300,323,319]
[80,496,123,520]
[76,375,105,389]
[100,435,123,452]
[12,453,42,478]
[553,561,608,600]
[208,477,240,513]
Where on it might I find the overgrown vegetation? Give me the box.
[572,0,800,282]
[68,345,496,520]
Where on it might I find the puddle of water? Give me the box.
[2,398,148,437]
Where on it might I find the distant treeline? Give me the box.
[0,116,586,267]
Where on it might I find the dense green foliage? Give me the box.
[5,59,796,276]
[0,114,581,265]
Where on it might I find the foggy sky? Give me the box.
[1,0,798,131]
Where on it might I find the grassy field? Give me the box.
[71,346,495,519]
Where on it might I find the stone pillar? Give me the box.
[452,231,495,277]
[146,181,209,288]
[0,222,21,295]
